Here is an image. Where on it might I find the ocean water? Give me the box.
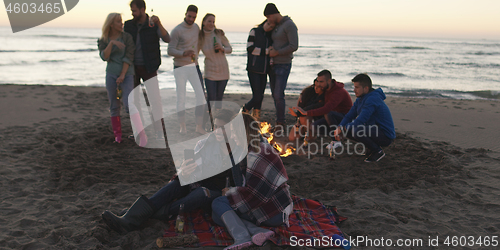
[1,27,499,100]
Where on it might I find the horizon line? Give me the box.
[1,25,499,41]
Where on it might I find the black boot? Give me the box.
[102,195,155,234]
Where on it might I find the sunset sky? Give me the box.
[1,0,500,39]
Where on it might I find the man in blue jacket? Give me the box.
[335,73,396,162]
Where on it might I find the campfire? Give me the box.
[259,122,295,157]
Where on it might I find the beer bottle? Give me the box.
[175,204,185,233]
[214,37,219,53]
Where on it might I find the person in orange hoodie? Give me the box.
[291,70,352,141]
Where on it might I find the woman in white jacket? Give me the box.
[198,13,232,109]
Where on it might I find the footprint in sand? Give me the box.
[424,121,433,123]
[476,127,485,129]
[401,119,410,121]
[453,106,462,109]
[450,124,460,127]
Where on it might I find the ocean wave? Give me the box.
[299,46,324,49]
[470,90,500,100]
[392,46,429,50]
[460,42,500,48]
[446,62,500,68]
[0,49,97,53]
[349,72,406,77]
[40,60,65,63]
[0,61,31,66]
[467,51,500,56]
[34,34,97,40]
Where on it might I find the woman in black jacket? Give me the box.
[242,20,275,121]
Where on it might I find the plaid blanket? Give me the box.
[162,195,348,248]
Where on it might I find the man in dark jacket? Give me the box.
[125,0,170,84]
[124,0,170,140]
[335,73,396,162]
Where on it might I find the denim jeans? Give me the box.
[211,196,285,227]
[105,73,134,117]
[205,79,228,107]
[269,63,291,123]
[174,65,206,117]
[345,125,393,152]
[244,71,268,110]
[149,178,222,219]
[312,111,345,138]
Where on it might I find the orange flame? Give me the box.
[257,121,295,157]
[267,133,274,144]
[274,143,283,153]
[260,122,271,134]
[282,147,295,157]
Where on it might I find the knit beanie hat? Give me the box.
[264,3,280,16]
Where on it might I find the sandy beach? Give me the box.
[1,84,500,249]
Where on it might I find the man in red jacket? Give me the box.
[291,70,352,141]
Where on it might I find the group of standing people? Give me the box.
[98,1,299,143]
[242,3,299,129]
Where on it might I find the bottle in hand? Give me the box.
[116,86,122,100]
[149,9,155,27]
[214,37,219,53]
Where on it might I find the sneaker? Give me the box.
[364,150,385,162]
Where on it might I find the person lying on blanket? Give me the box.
[211,112,293,250]
[101,109,246,234]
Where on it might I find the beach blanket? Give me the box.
[161,195,349,248]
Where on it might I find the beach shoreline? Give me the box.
[1,84,499,249]
[2,84,498,151]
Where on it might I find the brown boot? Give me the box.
[251,109,261,121]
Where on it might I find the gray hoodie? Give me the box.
[271,16,299,64]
